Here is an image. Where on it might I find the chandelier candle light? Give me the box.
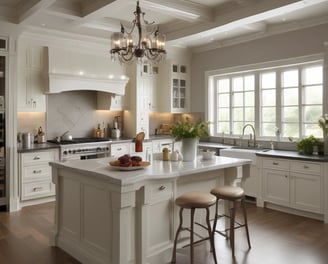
[110,1,166,63]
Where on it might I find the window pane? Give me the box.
[262,107,276,122]
[244,75,254,91]
[218,79,229,92]
[262,90,276,106]
[261,72,276,89]
[304,85,322,104]
[233,92,243,107]
[283,123,299,138]
[245,107,254,121]
[282,106,299,122]
[304,105,322,122]
[262,123,275,136]
[218,108,229,120]
[233,108,243,121]
[283,88,298,105]
[232,77,243,91]
[304,124,322,137]
[282,70,298,87]
[218,122,230,133]
[233,122,243,134]
[304,66,322,85]
[218,94,229,107]
[245,91,254,106]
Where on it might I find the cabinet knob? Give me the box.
[33,170,42,174]
[33,187,43,192]
[33,156,40,160]
[273,162,279,165]
[158,185,166,191]
[303,165,309,169]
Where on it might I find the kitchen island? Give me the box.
[49,156,251,264]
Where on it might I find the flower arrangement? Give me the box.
[318,114,328,138]
[171,118,210,140]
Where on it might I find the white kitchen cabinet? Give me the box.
[261,157,323,214]
[17,43,46,112]
[240,164,259,198]
[142,180,174,263]
[110,142,130,157]
[19,149,58,201]
[158,60,190,113]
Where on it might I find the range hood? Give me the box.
[45,47,129,95]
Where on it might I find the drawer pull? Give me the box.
[117,148,122,151]
[33,170,42,174]
[33,187,43,192]
[33,156,40,160]
[272,162,279,165]
[158,185,166,191]
[303,165,309,169]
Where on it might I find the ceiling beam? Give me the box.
[16,0,56,24]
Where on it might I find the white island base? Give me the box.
[50,156,251,264]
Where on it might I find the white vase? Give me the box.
[181,138,198,161]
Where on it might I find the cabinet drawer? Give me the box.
[21,181,55,201]
[110,143,130,157]
[263,158,289,170]
[22,150,57,164]
[145,181,173,203]
[22,164,51,182]
[290,161,321,175]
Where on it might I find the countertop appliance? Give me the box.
[47,137,112,162]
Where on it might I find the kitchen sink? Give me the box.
[220,147,269,164]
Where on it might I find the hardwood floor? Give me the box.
[0,202,327,264]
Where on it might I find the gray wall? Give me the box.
[191,23,328,113]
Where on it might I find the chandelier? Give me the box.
[110,1,166,64]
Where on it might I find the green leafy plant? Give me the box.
[171,118,210,140]
[296,135,319,155]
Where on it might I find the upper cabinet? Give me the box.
[17,43,46,112]
[158,60,190,113]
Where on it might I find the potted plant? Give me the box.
[296,135,319,155]
[171,118,210,161]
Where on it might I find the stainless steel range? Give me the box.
[48,138,112,161]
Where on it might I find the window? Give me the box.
[210,59,323,139]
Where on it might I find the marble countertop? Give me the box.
[50,156,251,186]
[17,142,60,153]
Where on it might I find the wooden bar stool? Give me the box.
[211,186,251,257]
[171,191,217,264]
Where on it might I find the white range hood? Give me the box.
[45,47,129,95]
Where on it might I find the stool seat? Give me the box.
[211,186,244,200]
[176,191,216,208]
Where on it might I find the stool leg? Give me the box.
[190,208,195,264]
[206,207,217,264]
[212,199,219,237]
[171,207,184,263]
[241,198,251,249]
[230,201,236,257]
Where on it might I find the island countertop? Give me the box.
[50,156,252,186]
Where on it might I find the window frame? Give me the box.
[205,55,325,140]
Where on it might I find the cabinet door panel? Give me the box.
[263,169,289,206]
[290,172,322,213]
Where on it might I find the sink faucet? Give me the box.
[242,124,256,148]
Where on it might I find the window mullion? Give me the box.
[276,69,282,136]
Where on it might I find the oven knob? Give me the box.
[73,150,76,154]
[106,147,109,151]
[77,149,81,153]
[68,150,72,154]
[96,147,101,152]
[63,151,68,155]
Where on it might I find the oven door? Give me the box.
[80,152,107,160]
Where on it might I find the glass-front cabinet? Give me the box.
[171,63,188,112]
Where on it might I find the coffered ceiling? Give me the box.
[1,0,328,52]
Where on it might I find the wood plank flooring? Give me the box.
[0,202,327,264]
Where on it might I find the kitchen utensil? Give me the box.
[22,132,32,148]
[60,131,73,141]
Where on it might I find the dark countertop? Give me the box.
[17,143,60,153]
[256,149,328,162]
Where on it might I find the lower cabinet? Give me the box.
[19,149,59,201]
[261,157,323,214]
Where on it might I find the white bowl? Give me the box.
[201,150,215,160]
